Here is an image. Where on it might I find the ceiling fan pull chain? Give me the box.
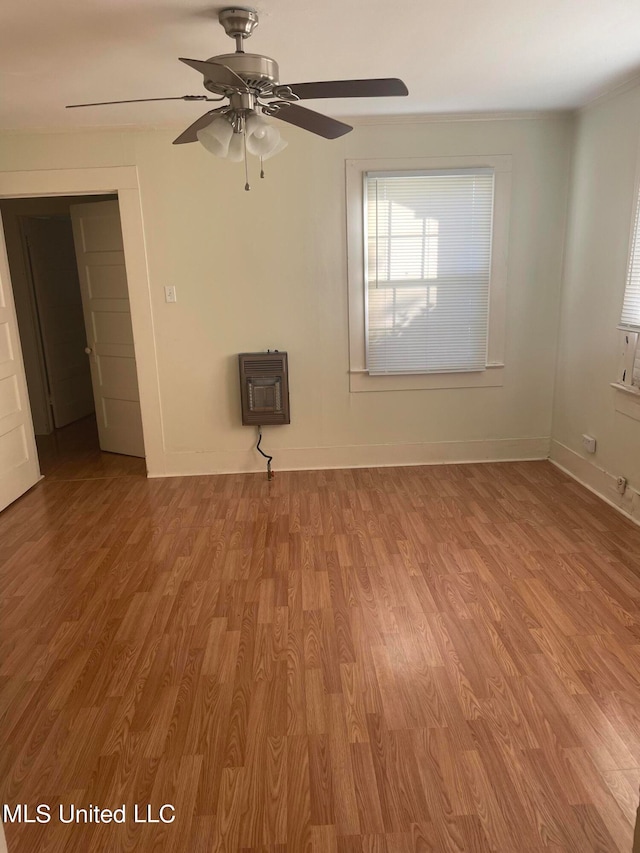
[260,156,265,179]
[243,131,251,191]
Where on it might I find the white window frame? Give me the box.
[346,155,512,392]
[610,157,640,423]
[610,144,640,435]
[613,176,640,400]
[616,331,640,391]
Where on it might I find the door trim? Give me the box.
[0,167,165,475]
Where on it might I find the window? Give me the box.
[617,185,640,392]
[347,156,511,392]
[366,169,494,375]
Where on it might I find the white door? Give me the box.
[0,213,40,512]
[70,201,145,458]
[23,217,94,429]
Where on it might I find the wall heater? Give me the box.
[238,351,290,426]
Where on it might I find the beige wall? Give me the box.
[551,84,640,521]
[0,114,572,474]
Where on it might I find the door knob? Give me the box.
[84,347,93,354]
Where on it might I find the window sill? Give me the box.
[350,364,504,393]
[611,382,640,422]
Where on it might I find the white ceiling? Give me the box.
[2,0,640,132]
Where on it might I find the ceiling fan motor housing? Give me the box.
[204,53,280,94]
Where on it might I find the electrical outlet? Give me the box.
[582,434,597,454]
[616,476,627,495]
[164,286,177,303]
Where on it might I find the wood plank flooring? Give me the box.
[35,415,146,481]
[2,460,640,852]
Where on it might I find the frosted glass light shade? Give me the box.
[227,132,245,162]
[196,117,233,157]
[246,114,282,157]
[195,112,286,164]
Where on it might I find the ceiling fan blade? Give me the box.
[283,78,408,100]
[179,58,245,89]
[66,95,217,109]
[173,110,224,144]
[270,104,352,139]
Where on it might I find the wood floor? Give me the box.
[2,459,640,852]
[35,415,146,481]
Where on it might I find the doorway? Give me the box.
[0,194,146,480]
[0,165,163,511]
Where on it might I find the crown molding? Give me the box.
[579,70,640,113]
[0,123,159,136]
[346,109,573,126]
[0,108,575,138]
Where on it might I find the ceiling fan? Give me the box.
[67,7,408,186]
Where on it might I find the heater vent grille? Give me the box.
[239,351,290,425]
[243,357,285,374]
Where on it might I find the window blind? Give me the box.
[365,169,495,374]
[620,188,640,333]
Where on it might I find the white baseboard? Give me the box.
[549,439,640,527]
[148,436,551,478]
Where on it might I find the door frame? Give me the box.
[0,167,164,475]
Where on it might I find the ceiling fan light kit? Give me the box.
[66,6,408,190]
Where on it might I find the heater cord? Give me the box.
[256,427,273,480]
